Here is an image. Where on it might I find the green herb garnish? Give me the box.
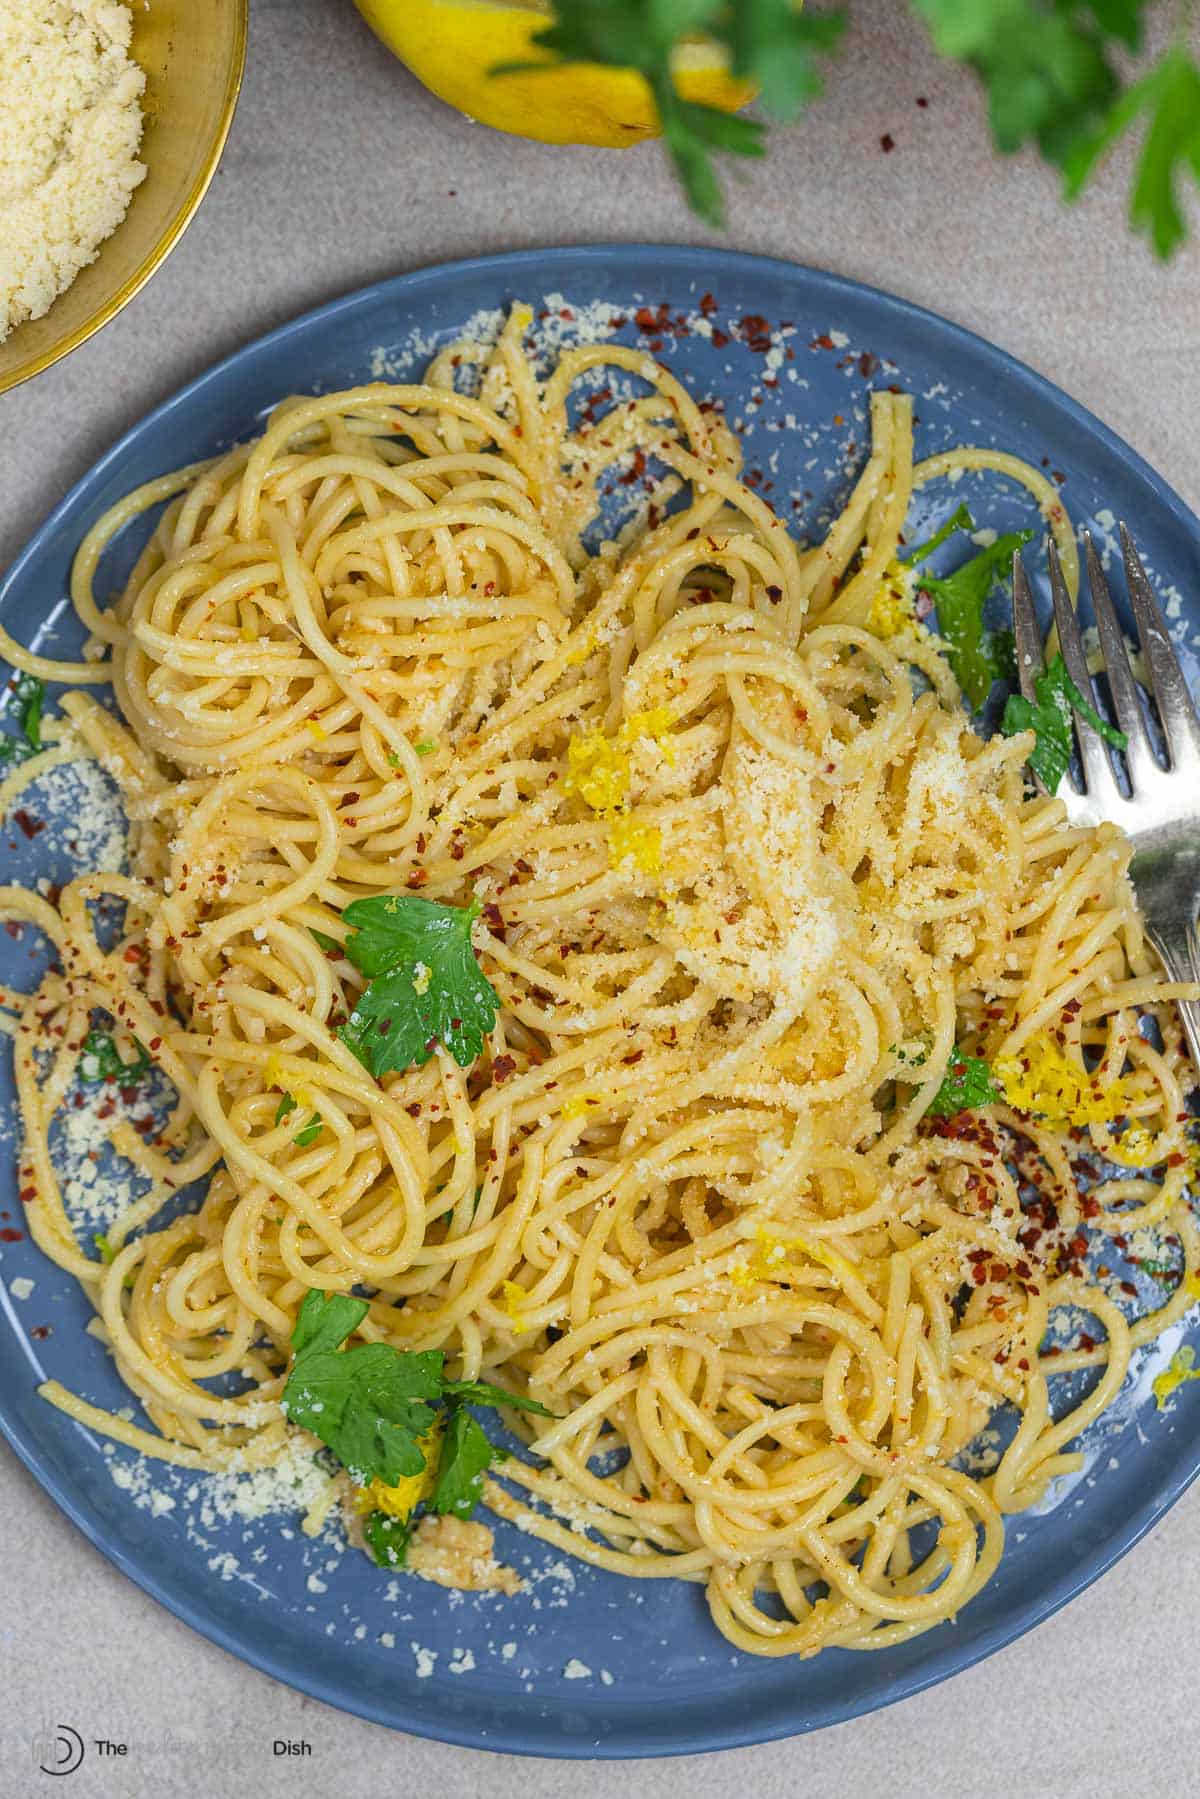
[414,740,438,757]
[899,504,976,567]
[363,1510,414,1569]
[79,1029,152,1086]
[282,1292,445,1485]
[338,894,500,1080]
[430,1406,497,1519]
[497,2,1199,257]
[310,927,340,954]
[927,1051,1000,1116]
[282,1291,552,1541]
[1001,653,1128,793]
[0,672,46,764]
[917,531,1034,710]
[273,1089,319,1153]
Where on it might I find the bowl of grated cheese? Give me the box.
[0,0,247,397]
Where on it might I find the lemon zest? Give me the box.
[1106,1123,1158,1167]
[561,1092,600,1121]
[306,719,327,742]
[563,728,630,816]
[353,1416,444,1521]
[501,1280,531,1334]
[1152,1345,1200,1411]
[867,562,928,643]
[608,813,661,876]
[995,1038,1127,1128]
[563,709,677,819]
[731,1226,860,1291]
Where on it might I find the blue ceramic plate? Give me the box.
[2,247,1199,1758]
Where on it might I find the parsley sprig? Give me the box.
[282,1291,551,1565]
[79,1029,153,1086]
[1001,653,1128,792]
[0,672,45,765]
[504,1,1199,255]
[338,894,500,1079]
[926,1050,1000,1115]
[916,530,1033,711]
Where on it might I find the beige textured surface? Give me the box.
[1,1,1198,1792]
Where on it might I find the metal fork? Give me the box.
[1012,527,1200,1072]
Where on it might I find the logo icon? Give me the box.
[35,1725,84,1778]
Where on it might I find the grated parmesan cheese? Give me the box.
[0,1,146,341]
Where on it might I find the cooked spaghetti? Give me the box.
[2,306,1198,1658]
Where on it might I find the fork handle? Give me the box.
[1145,919,1200,1084]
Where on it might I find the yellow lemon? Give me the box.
[352,0,757,148]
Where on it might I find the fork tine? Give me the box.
[1082,533,1158,791]
[1011,551,1043,704]
[1046,537,1122,805]
[1119,523,1200,769]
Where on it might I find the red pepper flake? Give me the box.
[491,1054,517,1085]
[880,133,895,152]
[0,1227,24,1242]
[14,809,44,840]
[711,328,729,348]
[619,447,647,487]
[698,292,718,316]
[30,1325,51,1340]
[739,314,772,353]
[406,869,428,889]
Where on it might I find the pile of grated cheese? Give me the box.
[0,0,146,342]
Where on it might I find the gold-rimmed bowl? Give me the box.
[0,0,248,397]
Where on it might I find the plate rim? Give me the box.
[2,242,1199,1758]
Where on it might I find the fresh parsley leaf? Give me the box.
[727,0,847,122]
[363,1509,414,1569]
[1001,653,1128,792]
[275,1092,298,1125]
[485,2,1191,255]
[497,0,842,229]
[927,1051,1000,1116]
[79,1029,153,1085]
[918,531,1034,710]
[1065,45,1200,259]
[310,927,340,954]
[291,1289,367,1355]
[338,894,499,1079]
[414,740,438,757]
[295,1114,323,1147]
[430,1405,498,1520]
[899,503,976,567]
[0,672,46,764]
[442,1378,554,1417]
[282,1290,445,1485]
[910,0,1124,160]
